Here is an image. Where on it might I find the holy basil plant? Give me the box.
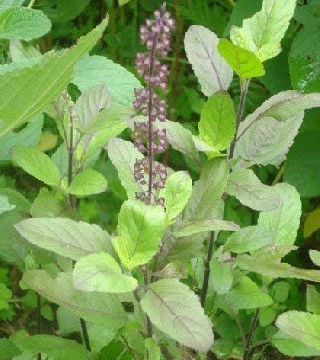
[0,0,320,359]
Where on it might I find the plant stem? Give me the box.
[229,79,250,160]
[28,0,36,8]
[37,291,41,360]
[243,308,260,360]
[200,231,215,307]
[80,318,91,351]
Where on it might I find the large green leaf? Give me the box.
[258,183,301,246]
[0,6,51,41]
[159,171,192,221]
[284,131,320,197]
[73,55,141,106]
[67,168,108,197]
[0,0,24,11]
[0,339,21,359]
[22,270,127,329]
[289,26,320,93]
[184,25,233,96]
[15,218,113,260]
[113,199,166,270]
[226,276,273,309]
[140,278,214,352]
[11,146,60,187]
[275,311,320,351]
[224,225,275,254]
[198,91,236,151]
[183,158,228,222]
[217,39,264,78]
[73,253,137,293]
[107,138,145,199]
[13,335,86,360]
[226,168,280,211]
[0,18,108,138]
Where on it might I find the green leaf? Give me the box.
[272,330,320,357]
[0,196,15,215]
[144,338,161,360]
[0,115,43,161]
[0,18,108,138]
[226,276,273,309]
[310,250,320,267]
[284,131,320,197]
[183,158,228,221]
[275,311,320,351]
[159,171,192,221]
[73,55,141,106]
[241,0,296,57]
[45,0,90,22]
[22,270,127,329]
[0,0,24,12]
[13,334,87,360]
[9,39,41,61]
[11,146,60,187]
[210,259,233,295]
[217,39,264,79]
[67,168,108,197]
[0,188,30,213]
[113,200,166,270]
[0,282,11,310]
[173,218,240,237]
[140,278,214,352]
[289,26,320,93]
[30,189,66,218]
[272,281,290,303]
[184,25,233,96]
[226,168,280,211]
[234,91,320,166]
[259,307,276,327]
[198,91,236,151]
[15,218,113,260]
[0,338,21,359]
[73,253,138,293]
[307,285,320,315]
[258,183,301,246]
[0,6,51,40]
[224,225,275,254]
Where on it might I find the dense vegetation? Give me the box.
[0,0,320,359]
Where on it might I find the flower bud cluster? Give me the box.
[133,3,174,205]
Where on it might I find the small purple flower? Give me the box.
[133,3,174,205]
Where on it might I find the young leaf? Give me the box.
[0,7,51,41]
[22,270,127,329]
[241,0,296,60]
[0,18,108,138]
[11,146,61,187]
[310,250,320,267]
[73,55,141,106]
[159,171,192,221]
[173,218,239,237]
[113,199,166,270]
[140,278,214,352]
[307,285,320,315]
[226,276,273,309]
[183,158,228,221]
[217,39,264,79]
[258,183,301,246]
[275,311,320,351]
[184,25,233,96]
[198,91,236,151]
[210,259,233,295]
[224,225,275,254]
[66,168,108,197]
[73,253,137,293]
[107,138,145,199]
[15,218,113,260]
[226,168,280,211]
[0,196,15,215]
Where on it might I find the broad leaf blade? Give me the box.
[226,168,280,211]
[140,278,214,352]
[258,183,301,246]
[184,25,233,96]
[67,168,108,197]
[11,146,61,187]
[210,259,233,295]
[22,270,127,328]
[113,200,166,270]
[73,253,137,293]
[198,91,236,151]
[15,218,113,260]
[0,18,108,137]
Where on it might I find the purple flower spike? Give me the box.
[133,3,174,205]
